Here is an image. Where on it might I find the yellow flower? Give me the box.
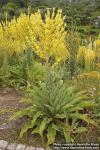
[28,9,69,62]
[77,46,96,71]
[78,71,100,80]
[0,9,70,64]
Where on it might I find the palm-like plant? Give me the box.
[11,70,97,148]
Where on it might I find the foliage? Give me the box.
[93,89,100,122]
[11,70,97,148]
[66,31,80,77]
[0,47,45,90]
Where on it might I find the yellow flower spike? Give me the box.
[78,71,100,81]
[28,8,69,62]
[77,46,96,71]
[51,8,55,19]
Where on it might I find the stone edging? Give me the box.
[0,140,45,150]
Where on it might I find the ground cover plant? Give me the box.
[0,6,100,149]
[10,70,98,148]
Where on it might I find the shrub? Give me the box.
[0,8,69,65]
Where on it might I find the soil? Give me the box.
[0,87,42,147]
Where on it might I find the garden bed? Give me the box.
[0,87,43,147]
[0,87,100,148]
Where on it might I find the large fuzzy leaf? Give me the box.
[44,104,54,114]
[62,104,73,111]
[52,124,60,131]
[75,127,87,133]
[69,95,88,105]
[20,120,33,138]
[68,107,83,112]
[32,120,41,134]
[47,125,56,146]
[32,126,40,134]
[70,113,98,126]
[20,112,42,138]
[10,109,30,120]
[76,101,96,108]
[39,118,52,136]
[62,125,71,143]
[31,111,42,125]
[55,113,66,119]
[79,115,98,127]
[56,121,71,143]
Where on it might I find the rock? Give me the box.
[0,140,8,148]
[7,143,17,150]
[16,144,26,150]
[26,146,35,150]
[36,148,44,150]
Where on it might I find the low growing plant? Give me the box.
[10,70,97,148]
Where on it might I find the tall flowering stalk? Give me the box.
[77,46,96,71]
[27,8,69,62]
[0,8,69,65]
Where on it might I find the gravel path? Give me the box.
[0,140,45,150]
[0,87,43,148]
